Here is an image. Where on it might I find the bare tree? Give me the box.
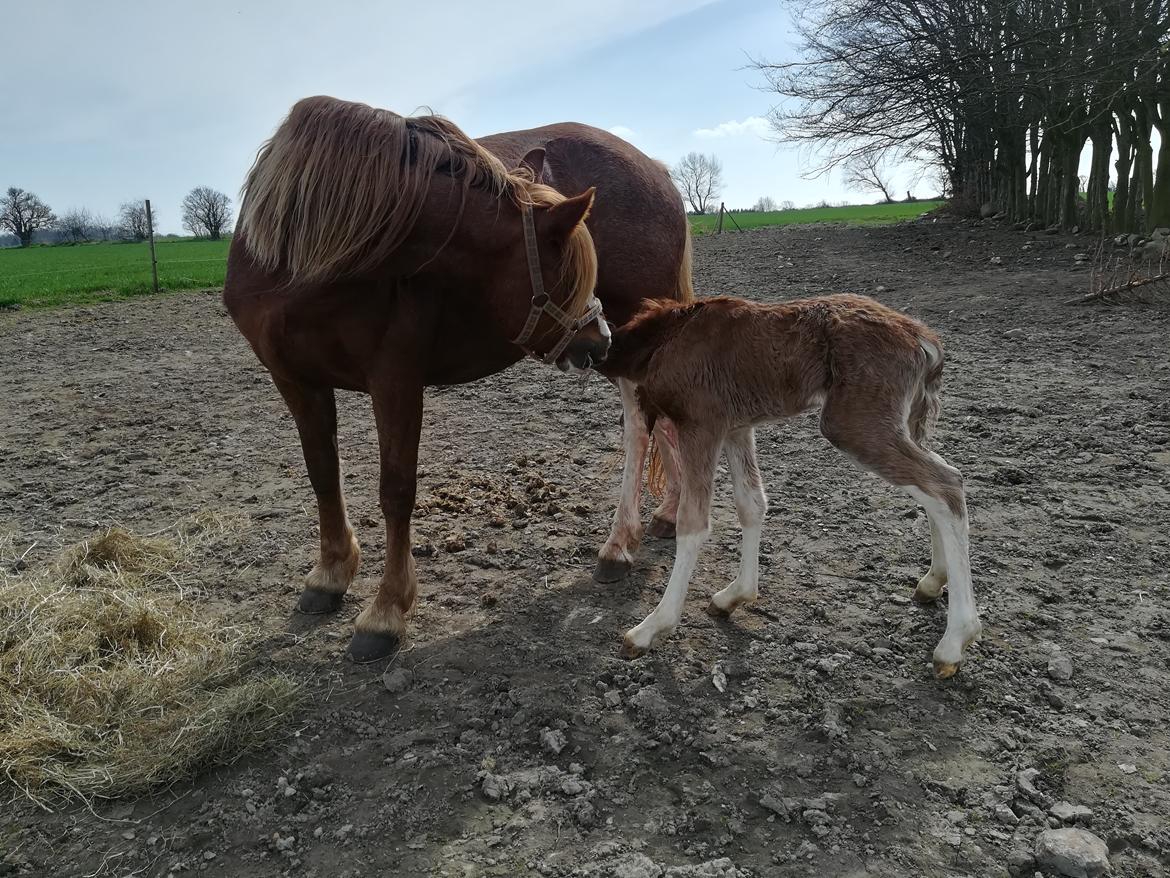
[1,187,57,247]
[671,153,724,214]
[181,186,233,239]
[780,199,796,210]
[843,153,895,202]
[91,212,118,241]
[753,196,778,211]
[119,201,152,241]
[59,208,95,244]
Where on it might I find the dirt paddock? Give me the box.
[2,219,1168,877]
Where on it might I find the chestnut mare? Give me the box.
[223,96,692,662]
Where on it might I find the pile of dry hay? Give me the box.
[0,520,298,804]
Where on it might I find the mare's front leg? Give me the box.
[595,378,650,582]
[622,426,721,658]
[273,377,361,615]
[348,375,425,663]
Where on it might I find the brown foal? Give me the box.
[599,294,982,677]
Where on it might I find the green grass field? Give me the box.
[688,200,943,233]
[0,239,230,309]
[0,201,944,310]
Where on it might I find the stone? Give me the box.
[1034,828,1110,878]
[613,854,663,878]
[995,803,1019,825]
[540,728,568,755]
[1047,653,1074,681]
[1050,802,1094,824]
[990,256,1003,265]
[664,859,741,878]
[1003,328,1027,339]
[628,686,670,721]
[980,202,997,218]
[1007,848,1035,877]
[382,667,413,694]
[1017,768,1052,807]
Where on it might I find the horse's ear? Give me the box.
[540,187,595,241]
[518,147,546,183]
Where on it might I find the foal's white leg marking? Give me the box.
[623,530,709,655]
[907,487,982,677]
[912,516,949,602]
[599,378,648,568]
[710,429,767,615]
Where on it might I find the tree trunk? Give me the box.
[1113,111,1134,233]
[1148,100,1170,230]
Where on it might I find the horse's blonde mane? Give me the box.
[239,96,595,316]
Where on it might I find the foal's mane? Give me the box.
[239,96,596,315]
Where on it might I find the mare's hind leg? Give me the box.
[647,420,681,539]
[273,377,360,615]
[708,427,768,617]
[349,376,425,663]
[821,395,981,677]
[622,426,721,658]
[596,378,650,582]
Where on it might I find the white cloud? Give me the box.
[608,125,637,141]
[693,116,771,139]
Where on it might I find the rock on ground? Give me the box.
[1034,828,1110,878]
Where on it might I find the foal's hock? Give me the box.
[601,294,982,677]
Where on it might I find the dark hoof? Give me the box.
[297,588,344,615]
[347,630,401,664]
[646,515,676,540]
[593,556,632,583]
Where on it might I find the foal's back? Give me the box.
[608,294,938,428]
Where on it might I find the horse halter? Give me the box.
[511,202,603,364]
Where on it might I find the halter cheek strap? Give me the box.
[512,202,603,364]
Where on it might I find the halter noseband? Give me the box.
[511,202,603,364]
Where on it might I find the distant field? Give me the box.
[1,202,944,309]
[0,239,229,308]
[688,200,944,233]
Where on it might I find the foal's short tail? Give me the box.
[909,335,945,446]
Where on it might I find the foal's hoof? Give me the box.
[347,630,401,664]
[619,636,648,660]
[705,600,732,619]
[933,658,962,679]
[646,515,677,540]
[297,588,344,615]
[593,557,632,583]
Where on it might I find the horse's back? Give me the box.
[479,123,690,323]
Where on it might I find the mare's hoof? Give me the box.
[593,557,632,583]
[297,588,344,615]
[619,636,647,660]
[933,658,961,679]
[348,630,401,664]
[646,515,676,540]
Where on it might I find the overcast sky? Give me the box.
[3,0,925,235]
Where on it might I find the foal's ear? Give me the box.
[517,147,546,183]
[540,188,595,242]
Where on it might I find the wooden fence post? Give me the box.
[716,202,725,234]
[145,199,159,294]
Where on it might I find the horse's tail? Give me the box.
[909,334,945,447]
[675,222,695,304]
[643,219,694,497]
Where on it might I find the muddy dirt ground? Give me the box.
[2,219,1168,878]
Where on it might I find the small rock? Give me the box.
[1050,802,1094,824]
[382,667,413,694]
[1007,848,1035,877]
[603,690,622,709]
[664,859,741,878]
[1017,768,1052,807]
[628,686,670,721]
[990,256,1003,265]
[612,854,663,878]
[481,773,508,801]
[1003,328,1026,339]
[1047,653,1074,681]
[540,727,568,755]
[996,803,1019,825]
[1034,827,1110,878]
